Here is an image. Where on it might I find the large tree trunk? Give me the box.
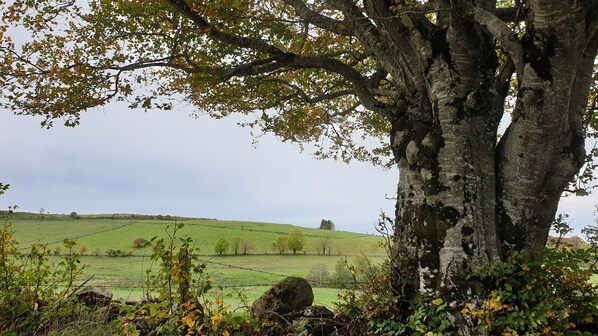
[497,2,596,251]
[388,1,595,306]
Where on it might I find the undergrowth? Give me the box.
[1,204,596,335]
[334,214,598,335]
[0,206,97,335]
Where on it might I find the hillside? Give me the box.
[3,211,384,256]
[1,211,385,305]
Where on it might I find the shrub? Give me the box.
[68,212,78,219]
[116,224,262,335]
[133,237,149,248]
[466,248,598,335]
[0,222,89,334]
[335,216,598,335]
[106,249,127,257]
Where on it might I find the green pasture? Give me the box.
[4,213,385,308]
[8,216,384,256]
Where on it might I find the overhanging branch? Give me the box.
[282,0,352,36]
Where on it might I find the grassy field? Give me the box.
[3,212,385,308]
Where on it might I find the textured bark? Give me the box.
[496,2,596,251]
[389,11,504,296]
[376,1,598,302]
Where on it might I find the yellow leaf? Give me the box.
[181,315,195,328]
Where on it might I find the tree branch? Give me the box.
[167,0,285,55]
[282,0,352,36]
[288,55,393,114]
[268,78,355,105]
[462,1,524,77]
[494,7,523,22]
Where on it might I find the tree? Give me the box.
[319,219,335,230]
[307,263,330,287]
[287,229,305,254]
[1,1,596,331]
[230,236,241,255]
[331,257,353,288]
[273,236,288,254]
[315,235,332,254]
[214,238,229,255]
[230,236,253,254]
[240,238,253,255]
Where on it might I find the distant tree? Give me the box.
[69,211,78,219]
[308,263,329,287]
[273,236,288,255]
[240,238,253,255]
[287,229,305,254]
[39,208,45,219]
[214,238,229,255]
[315,236,332,255]
[79,246,87,255]
[331,257,352,288]
[230,237,241,255]
[319,219,335,231]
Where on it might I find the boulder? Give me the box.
[252,277,314,319]
[76,286,113,307]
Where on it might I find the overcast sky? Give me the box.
[0,105,595,235]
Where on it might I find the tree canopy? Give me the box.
[0,1,595,174]
[287,228,305,254]
[0,0,401,164]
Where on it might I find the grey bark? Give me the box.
[371,0,598,301]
